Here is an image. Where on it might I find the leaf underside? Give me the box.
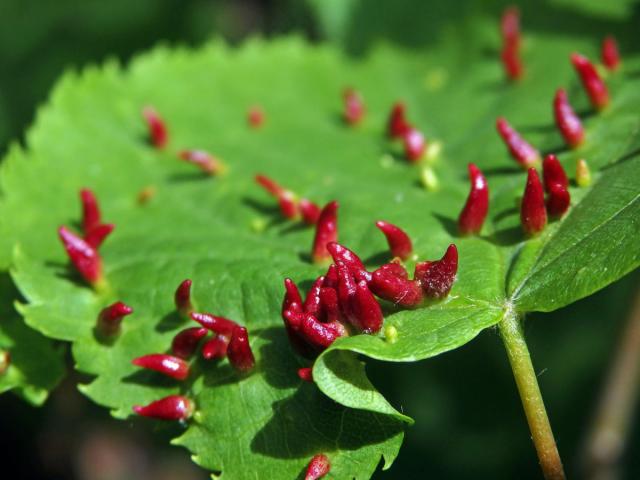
[0,14,639,478]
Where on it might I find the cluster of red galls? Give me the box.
[280,200,458,380]
[52,8,624,479]
[500,7,620,81]
[58,190,255,421]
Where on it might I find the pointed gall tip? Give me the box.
[133,395,194,421]
[576,159,592,187]
[299,199,321,225]
[602,36,620,71]
[131,354,190,381]
[414,244,458,299]
[227,326,255,372]
[374,221,413,260]
[457,163,489,236]
[175,279,193,315]
[553,88,585,148]
[311,201,339,264]
[255,174,283,197]
[84,223,115,249]
[179,150,224,176]
[58,226,102,286]
[190,312,237,336]
[142,106,168,149]
[403,128,427,163]
[388,101,411,139]
[571,52,609,110]
[521,168,547,236]
[496,117,540,168]
[79,188,101,234]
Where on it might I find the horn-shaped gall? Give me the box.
[175,279,193,316]
[191,312,237,336]
[369,263,423,308]
[502,44,523,81]
[553,89,584,148]
[520,168,547,235]
[305,454,331,480]
[84,223,114,249]
[179,150,225,176]
[546,183,571,218]
[496,117,540,168]
[542,154,569,191]
[171,327,208,359]
[576,159,592,187]
[255,174,299,220]
[202,334,231,360]
[98,301,133,336]
[227,326,255,372]
[311,201,338,264]
[132,354,190,381]
[571,53,609,110]
[58,226,103,286]
[375,221,413,260]
[326,242,370,282]
[457,163,489,236]
[387,102,411,139]
[133,395,194,421]
[80,188,101,234]
[142,106,168,149]
[601,36,620,71]
[414,244,458,299]
[351,280,384,333]
[343,88,365,126]
[303,276,324,317]
[299,199,321,225]
[403,128,427,163]
[283,278,304,316]
[319,287,340,323]
[501,6,520,46]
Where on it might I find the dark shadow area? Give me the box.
[482,166,522,176]
[255,326,301,390]
[492,206,518,224]
[432,212,458,238]
[487,224,523,247]
[166,172,213,183]
[362,250,392,266]
[251,382,403,459]
[121,369,181,388]
[517,123,558,134]
[155,311,188,333]
[542,144,571,157]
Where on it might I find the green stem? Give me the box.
[499,306,566,480]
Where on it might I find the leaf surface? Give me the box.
[1,21,639,476]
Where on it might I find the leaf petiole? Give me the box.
[499,304,566,480]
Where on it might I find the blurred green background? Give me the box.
[0,0,639,478]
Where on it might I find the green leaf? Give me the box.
[0,21,639,477]
[0,272,65,405]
